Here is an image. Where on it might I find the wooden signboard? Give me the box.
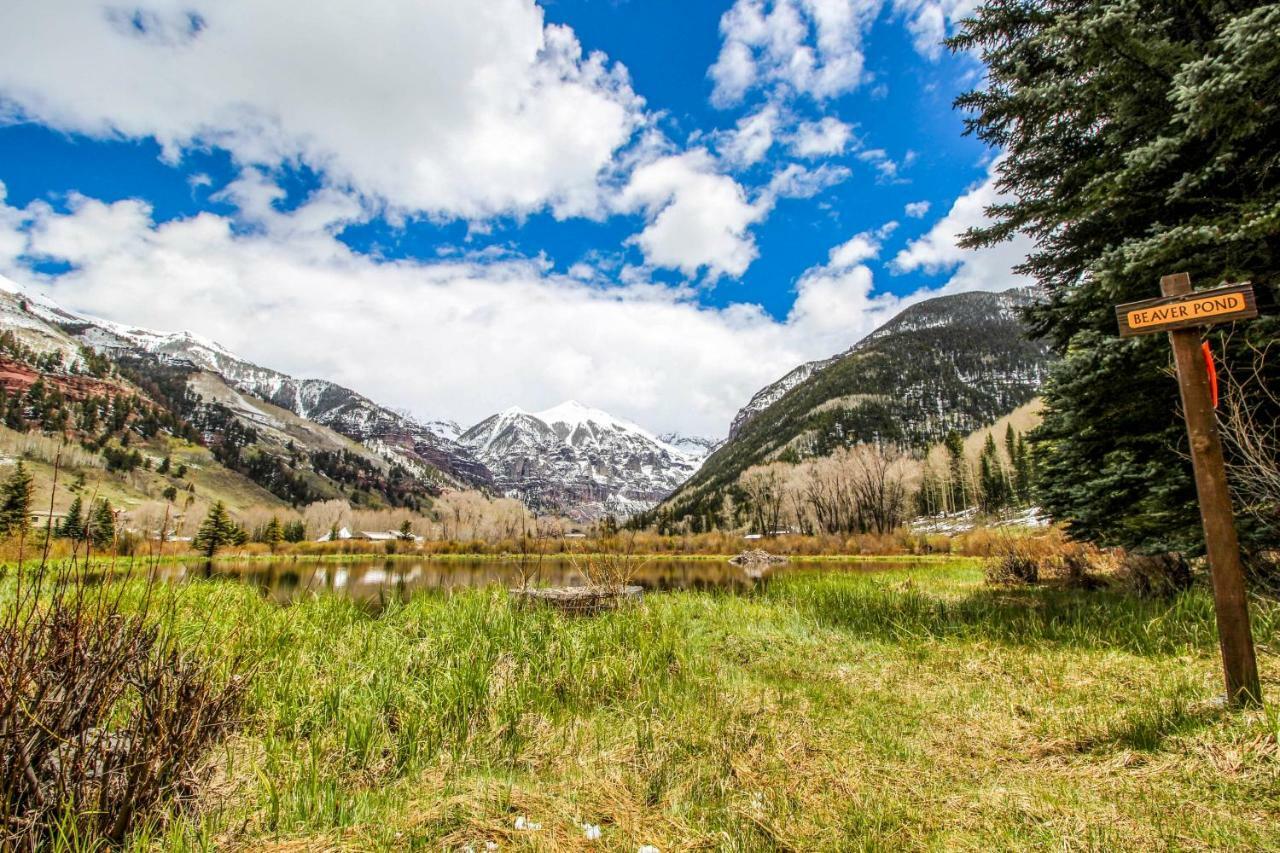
[1117,274,1261,707]
[1116,282,1257,337]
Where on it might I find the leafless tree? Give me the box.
[846,443,911,534]
[1219,337,1280,529]
[740,466,787,534]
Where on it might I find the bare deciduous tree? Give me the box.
[1219,338,1280,529]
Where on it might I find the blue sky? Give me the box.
[0,0,1028,436]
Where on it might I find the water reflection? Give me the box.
[146,557,917,608]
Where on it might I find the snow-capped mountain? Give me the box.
[12,282,491,489]
[459,401,705,520]
[657,432,720,460]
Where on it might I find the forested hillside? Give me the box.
[654,288,1051,528]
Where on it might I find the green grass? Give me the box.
[17,562,1280,850]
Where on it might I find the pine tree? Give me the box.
[283,520,306,543]
[978,434,1011,514]
[0,461,34,538]
[398,519,413,541]
[59,495,84,539]
[193,501,236,558]
[262,516,283,550]
[951,1,1280,552]
[89,499,115,549]
[157,455,171,475]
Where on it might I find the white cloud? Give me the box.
[904,200,931,218]
[0,182,809,436]
[786,228,922,351]
[892,0,979,61]
[0,0,643,220]
[709,0,883,107]
[787,117,854,158]
[1,172,1031,436]
[891,159,1032,293]
[764,162,851,200]
[857,148,909,182]
[718,104,780,167]
[619,150,767,279]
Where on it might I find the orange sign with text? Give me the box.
[1116,282,1256,337]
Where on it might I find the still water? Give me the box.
[149,556,917,607]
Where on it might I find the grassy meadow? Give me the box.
[23,558,1276,851]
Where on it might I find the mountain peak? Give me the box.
[534,400,629,432]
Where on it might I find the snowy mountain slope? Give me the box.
[658,432,720,460]
[459,401,704,520]
[0,283,444,506]
[726,356,840,440]
[16,285,491,489]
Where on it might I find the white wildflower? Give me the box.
[514,816,541,831]
[639,846,661,853]
[581,822,602,840]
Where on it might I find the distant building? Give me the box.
[316,526,353,542]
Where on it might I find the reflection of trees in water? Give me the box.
[145,557,912,607]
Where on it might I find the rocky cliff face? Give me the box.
[459,401,705,520]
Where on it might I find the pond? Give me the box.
[145,556,928,607]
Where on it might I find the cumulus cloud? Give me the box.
[786,228,927,351]
[709,0,883,107]
[891,159,1032,293]
[764,162,851,201]
[857,148,913,182]
[891,0,980,61]
[0,0,643,220]
[904,200,930,218]
[618,150,767,279]
[786,116,854,158]
[718,103,780,167]
[0,182,806,436]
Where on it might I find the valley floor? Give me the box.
[32,562,1280,849]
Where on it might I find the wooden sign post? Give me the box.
[1115,273,1261,707]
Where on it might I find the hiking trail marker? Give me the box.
[1116,273,1261,707]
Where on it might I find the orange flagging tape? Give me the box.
[1202,341,1219,409]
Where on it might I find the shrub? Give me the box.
[1120,553,1194,598]
[1242,550,1280,598]
[0,561,246,847]
[985,537,1042,585]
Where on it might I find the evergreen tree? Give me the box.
[193,501,236,558]
[398,519,414,541]
[1013,433,1033,506]
[89,499,116,549]
[262,516,283,549]
[5,394,26,431]
[952,1,1280,552]
[0,461,34,538]
[59,495,85,539]
[283,520,306,543]
[978,434,1012,514]
[157,455,171,475]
